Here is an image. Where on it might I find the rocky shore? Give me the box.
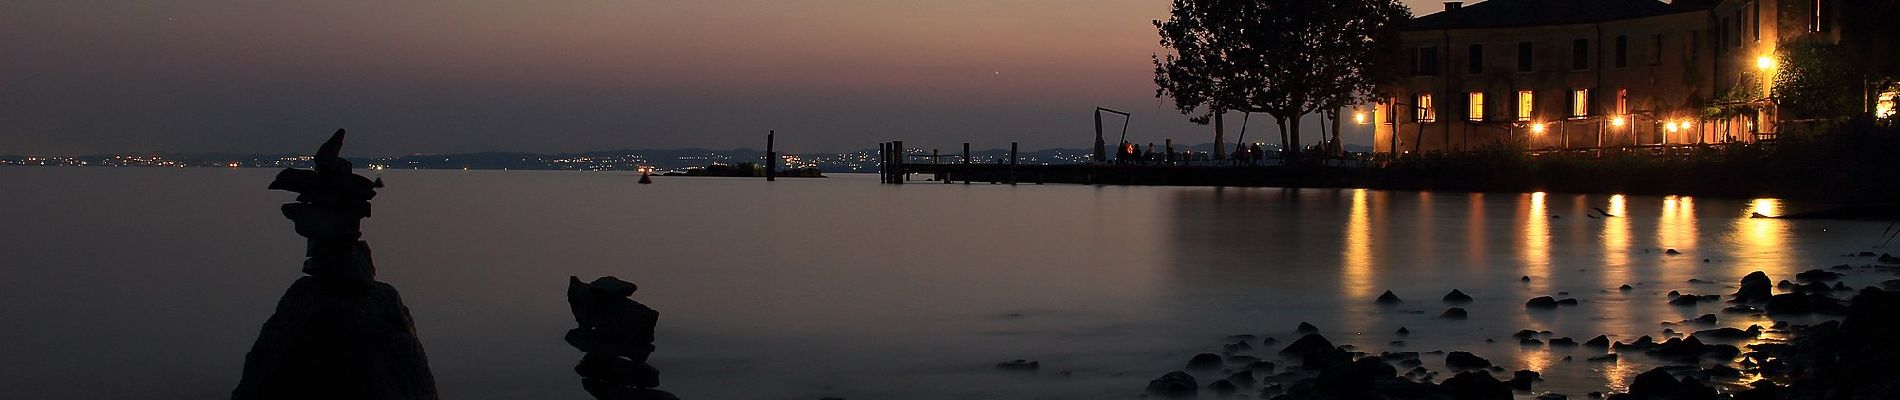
[1125,255,1900,400]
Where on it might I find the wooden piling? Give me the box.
[1008,142,1018,185]
[962,142,971,184]
[894,140,905,184]
[766,130,776,182]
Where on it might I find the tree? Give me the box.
[1773,41,1859,121]
[1155,0,1409,163]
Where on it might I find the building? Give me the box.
[1371,0,1849,154]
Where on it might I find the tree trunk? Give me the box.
[1330,108,1343,157]
[1287,113,1303,163]
[1274,116,1290,162]
[1214,110,1227,160]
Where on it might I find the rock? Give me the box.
[1690,314,1717,324]
[995,359,1039,371]
[1557,298,1580,306]
[1620,284,1634,291]
[1766,291,1847,314]
[1522,276,1532,282]
[1586,354,1618,362]
[1225,354,1259,364]
[1778,280,1797,290]
[1396,326,1410,336]
[1207,378,1237,395]
[1585,335,1611,347]
[1185,353,1222,371]
[1224,339,1253,352]
[1243,360,1276,372]
[1693,325,1762,340]
[1144,371,1197,398]
[1376,290,1403,304]
[1883,279,1900,291]
[1834,281,1852,291]
[1296,322,1319,333]
[232,277,439,400]
[1624,367,1715,400]
[1549,337,1578,346]
[1723,305,1763,314]
[1669,294,1704,306]
[1665,249,1682,255]
[1224,370,1256,388]
[1444,289,1474,303]
[1538,393,1568,400]
[1526,296,1559,308]
[1511,329,1541,340]
[579,380,679,400]
[1445,351,1492,370]
[576,354,659,388]
[1508,369,1541,391]
[1646,336,1739,362]
[1439,371,1512,400]
[1796,269,1842,282]
[1440,307,1469,319]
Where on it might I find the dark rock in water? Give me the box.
[1244,360,1277,372]
[1521,276,1532,282]
[1512,329,1541,340]
[1688,278,1711,284]
[1668,290,1681,297]
[1224,339,1252,352]
[1723,305,1763,314]
[1693,325,1762,340]
[576,354,659,388]
[1883,279,1900,291]
[1376,290,1403,304]
[1144,371,1197,398]
[1796,269,1842,282]
[1280,333,1351,369]
[1778,280,1797,290]
[1798,281,1834,295]
[1614,336,1658,350]
[1624,367,1715,400]
[1882,253,1900,264]
[1665,249,1682,255]
[1690,314,1717,324]
[1669,294,1704,306]
[1224,370,1256,388]
[1585,335,1611,347]
[1619,284,1634,291]
[1444,289,1474,303]
[1508,369,1541,391]
[995,359,1039,371]
[1556,298,1580,306]
[1439,371,1512,400]
[1586,354,1618,362]
[1440,307,1469,319]
[1395,326,1410,336]
[1537,393,1568,400]
[1704,364,1742,377]
[1225,354,1260,364]
[1296,322,1319,333]
[1207,378,1237,395]
[1646,336,1740,362]
[1526,296,1559,308]
[1765,291,1847,314]
[1520,338,1544,346]
[1834,281,1851,291]
[1549,337,1578,346]
[580,380,680,400]
[232,277,438,400]
[1280,334,1335,356]
[1445,351,1492,370]
[1185,353,1222,371]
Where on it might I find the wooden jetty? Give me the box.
[874,140,1365,187]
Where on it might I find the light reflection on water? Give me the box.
[1,168,1889,400]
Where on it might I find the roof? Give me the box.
[1404,0,1717,31]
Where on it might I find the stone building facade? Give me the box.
[1372,0,1848,154]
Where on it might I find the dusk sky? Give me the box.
[2,0,1447,156]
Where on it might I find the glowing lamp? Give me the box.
[1529,123,1546,135]
[1666,121,1681,133]
[1755,56,1774,71]
[1353,111,1368,125]
[1611,116,1626,128]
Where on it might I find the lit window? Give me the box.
[1517,91,1534,121]
[1417,94,1436,122]
[1468,92,1485,121]
[1571,89,1591,118]
[1878,91,1898,119]
[1616,89,1629,115]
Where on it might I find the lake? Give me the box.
[0,167,1888,399]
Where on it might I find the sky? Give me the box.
[1,0,1449,156]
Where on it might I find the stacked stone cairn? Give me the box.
[233,129,437,400]
[566,276,678,400]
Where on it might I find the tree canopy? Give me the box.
[1154,0,1409,161]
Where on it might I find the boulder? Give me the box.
[575,354,659,388]
[1445,351,1491,370]
[1508,369,1541,391]
[1549,337,1578,346]
[1439,371,1512,400]
[231,277,438,400]
[1444,289,1474,303]
[1526,296,1559,308]
[1144,371,1197,398]
[1376,290,1403,304]
[1185,353,1222,371]
[1796,269,1842,282]
[1440,307,1469,319]
[995,359,1039,371]
[1395,326,1410,336]
[1296,322,1319,333]
[1584,335,1611,347]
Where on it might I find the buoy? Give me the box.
[638,173,653,184]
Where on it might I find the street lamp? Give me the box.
[1611,115,1627,128]
[1529,123,1546,135]
[1755,55,1774,71]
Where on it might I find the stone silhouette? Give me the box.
[567,276,678,400]
[232,129,438,400]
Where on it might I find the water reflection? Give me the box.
[1343,189,1373,299]
[1729,199,1791,279]
[1519,192,1551,292]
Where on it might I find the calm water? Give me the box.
[0,167,1889,399]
